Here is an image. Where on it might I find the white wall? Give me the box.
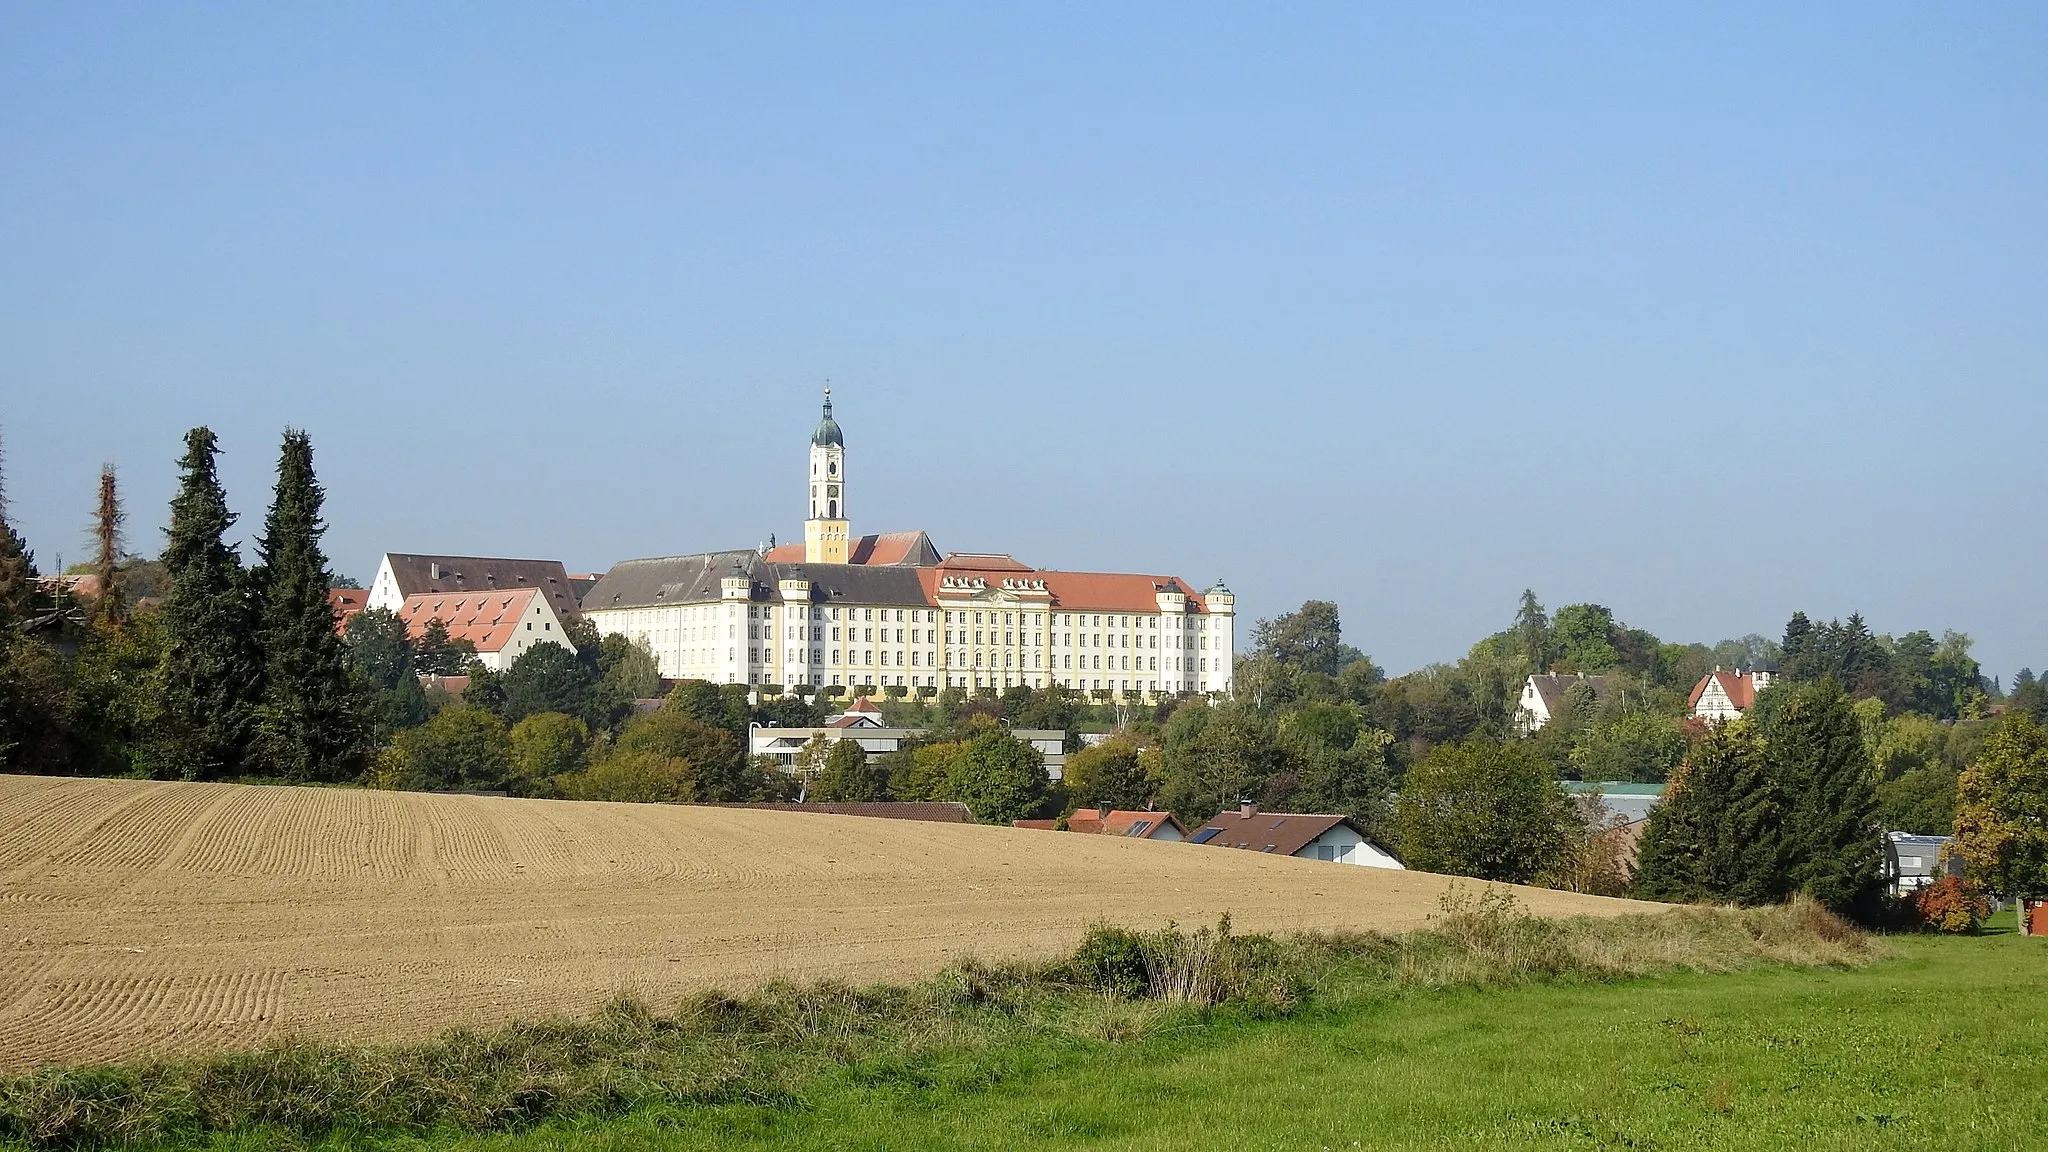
[1294,824,1404,869]
[477,592,574,671]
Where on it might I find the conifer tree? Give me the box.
[154,427,262,780]
[0,431,35,631]
[91,464,126,627]
[251,430,369,782]
[1632,722,1787,905]
[1763,677,1885,915]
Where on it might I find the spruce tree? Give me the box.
[154,427,262,780]
[1763,678,1885,916]
[1632,722,1786,905]
[251,430,370,782]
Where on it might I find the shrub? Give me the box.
[557,749,694,803]
[1913,875,1990,934]
[1068,926,1149,1000]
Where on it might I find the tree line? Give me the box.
[2,428,368,781]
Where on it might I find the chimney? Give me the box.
[1239,800,1255,820]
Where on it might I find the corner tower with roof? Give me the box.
[804,385,849,565]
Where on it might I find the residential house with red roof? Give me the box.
[1688,667,1774,721]
[1190,804,1404,868]
[581,388,1235,699]
[1057,808,1188,840]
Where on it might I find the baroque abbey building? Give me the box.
[582,390,1236,698]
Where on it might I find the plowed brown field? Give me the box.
[0,774,1655,1071]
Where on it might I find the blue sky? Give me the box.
[3,3,2043,677]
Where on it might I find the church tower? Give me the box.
[804,385,849,564]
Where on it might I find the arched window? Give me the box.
[828,500,838,518]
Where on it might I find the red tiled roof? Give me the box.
[419,673,470,697]
[918,560,1211,614]
[1068,810,1188,838]
[700,802,974,823]
[761,530,938,566]
[327,588,369,633]
[1688,670,1757,712]
[397,588,544,654]
[1192,808,1354,857]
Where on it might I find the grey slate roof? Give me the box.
[382,553,581,619]
[583,550,930,611]
[1528,673,1611,717]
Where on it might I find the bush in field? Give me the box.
[557,749,694,803]
[508,712,587,795]
[383,707,512,792]
[1913,874,1989,934]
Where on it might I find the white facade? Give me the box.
[1295,823,1405,869]
[367,555,408,612]
[473,592,573,671]
[581,394,1235,701]
[1690,668,1774,722]
[1516,677,1555,732]
[750,725,1069,777]
[586,588,1234,699]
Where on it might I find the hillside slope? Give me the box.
[0,774,1652,1070]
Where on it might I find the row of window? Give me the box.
[668,604,1224,630]
[736,672,1214,695]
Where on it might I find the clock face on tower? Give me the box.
[827,485,839,499]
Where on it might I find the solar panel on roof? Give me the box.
[1191,827,1222,844]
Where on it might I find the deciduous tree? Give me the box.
[1952,713,2048,906]
[387,706,512,792]
[942,728,1050,824]
[499,643,597,724]
[813,737,887,802]
[1062,738,1156,811]
[1392,739,1576,884]
[509,711,588,794]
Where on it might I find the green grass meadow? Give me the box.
[320,921,2045,1152]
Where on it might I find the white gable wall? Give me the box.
[478,592,575,672]
[1293,824,1404,869]
[368,555,406,613]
